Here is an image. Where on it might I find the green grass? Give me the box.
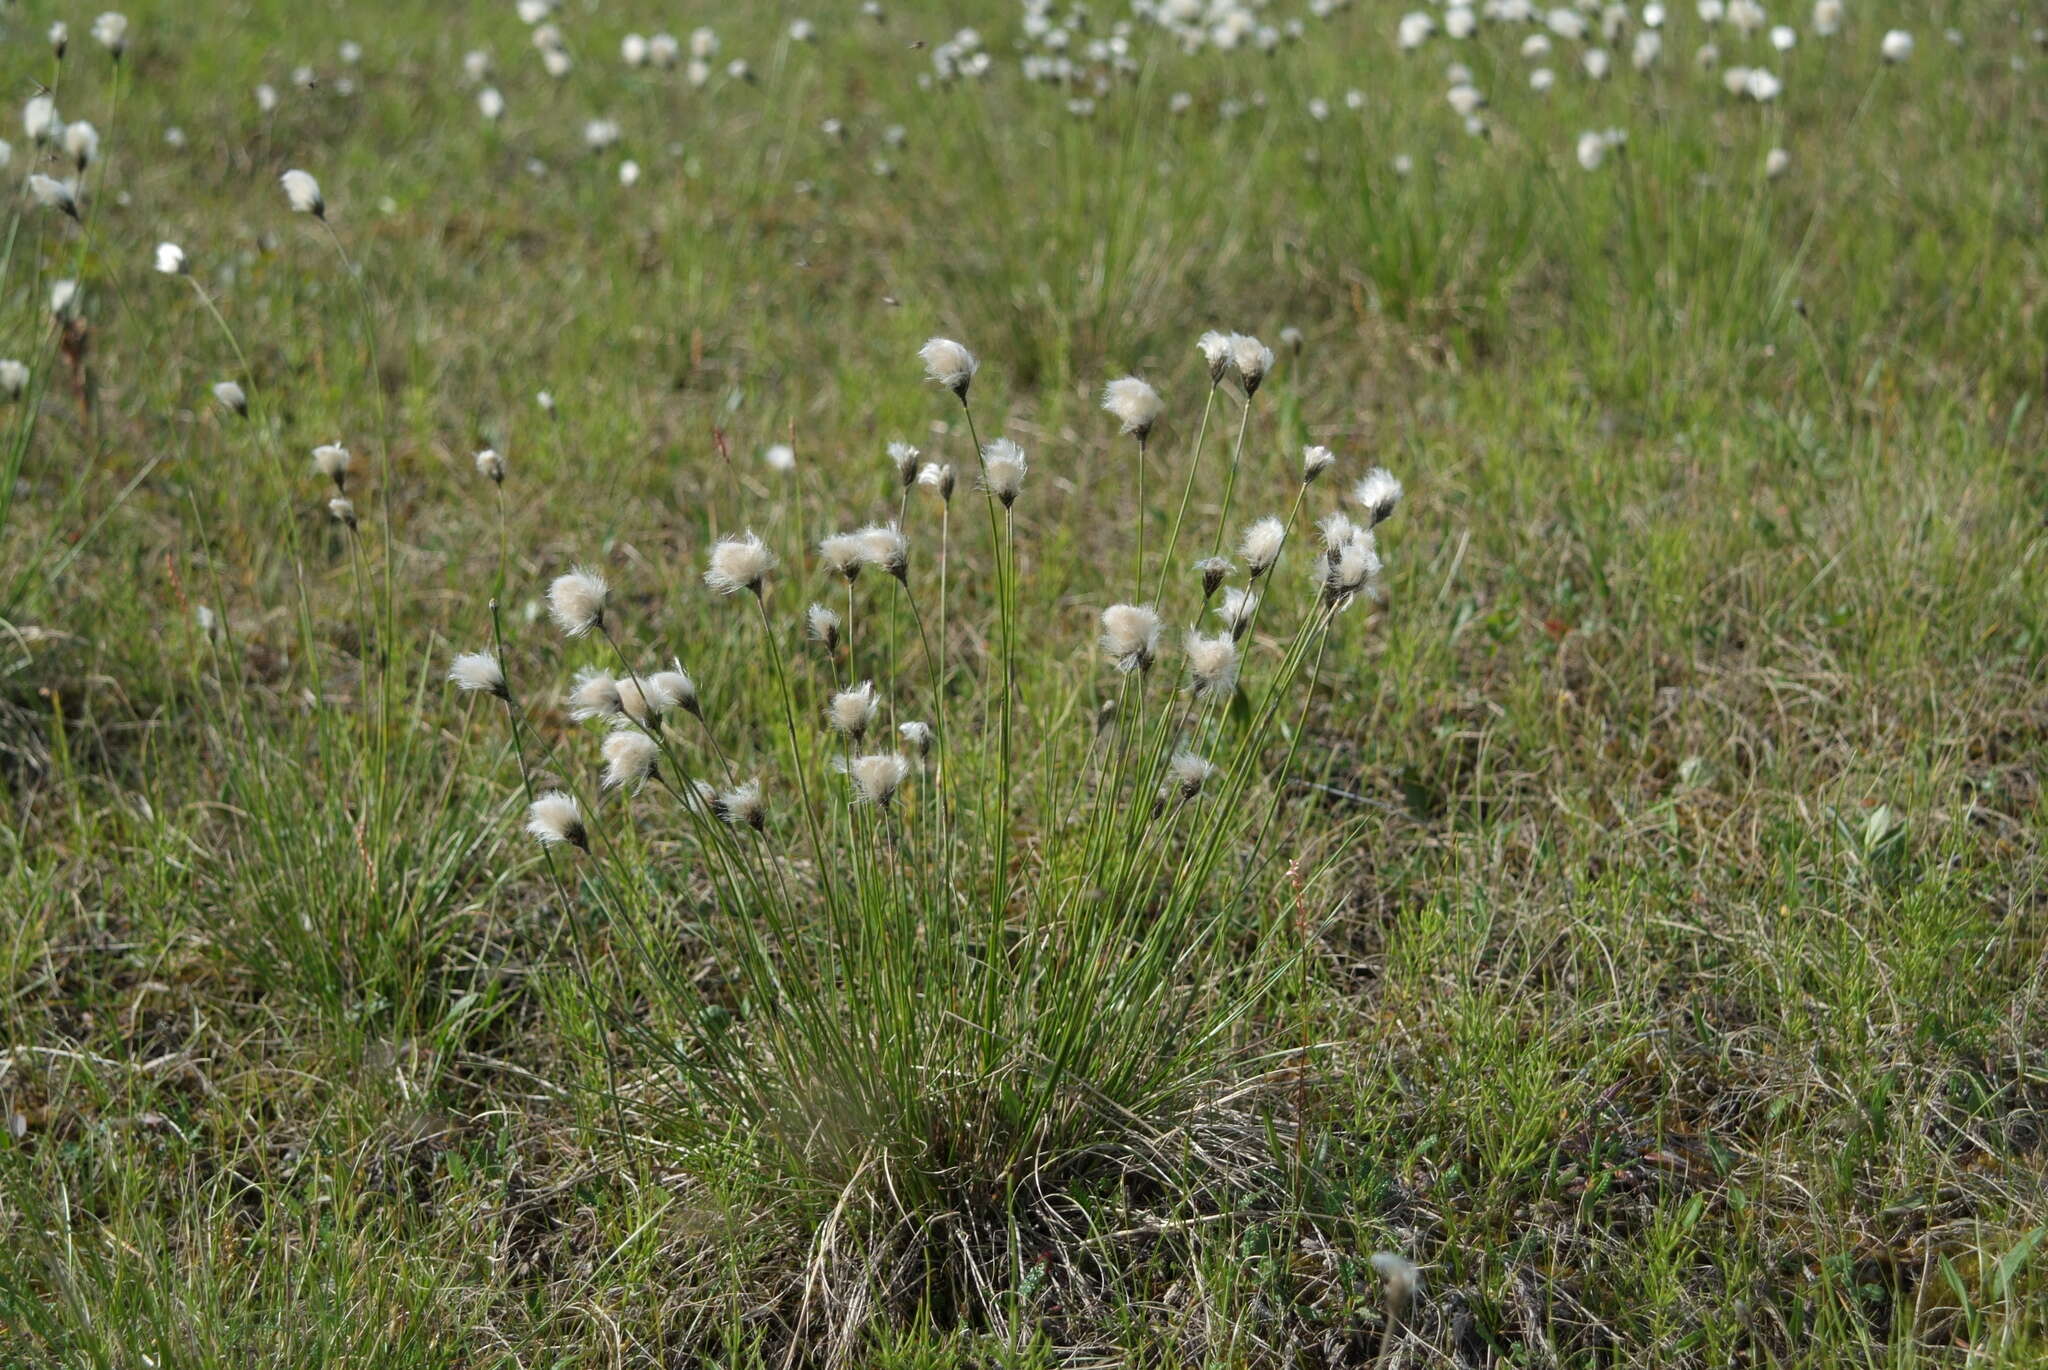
[2,1,2045,1365]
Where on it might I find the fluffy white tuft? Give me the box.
[1101,376,1163,439]
[1301,445,1335,483]
[1197,330,1232,384]
[525,791,586,849]
[919,337,978,397]
[1099,603,1163,674]
[1239,517,1286,577]
[705,531,777,596]
[280,168,324,216]
[827,680,880,740]
[841,752,912,807]
[567,667,622,722]
[1183,632,1240,701]
[448,651,507,699]
[601,730,660,793]
[547,566,609,636]
[1229,333,1275,394]
[1353,467,1404,525]
[980,439,1028,507]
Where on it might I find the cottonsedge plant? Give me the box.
[464,332,1410,1342]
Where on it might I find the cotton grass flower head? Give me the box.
[448,650,508,700]
[828,681,881,741]
[1161,750,1218,805]
[980,438,1028,507]
[806,602,841,651]
[567,667,624,722]
[28,175,79,219]
[716,780,766,831]
[1197,330,1232,384]
[213,380,247,416]
[1318,528,1383,607]
[1301,445,1336,484]
[919,337,978,399]
[1812,0,1842,36]
[63,122,99,171]
[601,730,660,793]
[1354,467,1404,526]
[917,461,955,501]
[1228,333,1275,395]
[1183,632,1240,701]
[50,22,69,58]
[859,523,910,581]
[818,531,867,583]
[1371,1252,1422,1308]
[841,752,912,808]
[1239,516,1286,578]
[546,566,609,636]
[1099,603,1163,674]
[280,169,324,217]
[1215,586,1260,641]
[899,720,933,759]
[1101,376,1163,440]
[50,279,81,320]
[888,440,920,489]
[1764,146,1791,179]
[646,662,700,719]
[328,496,358,530]
[1881,30,1913,62]
[526,791,587,850]
[24,96,61,146]
[0,361,29,401]
[763,443,796,474]
[1195,556,1233,599]
[478,88,506,121]
[613,675,674,727]
[474,448,506,483]
[312,443,353,491]
[154,242,188,276]
[92,12,129,57]
[704,531,777,596]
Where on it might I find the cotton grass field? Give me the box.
[0,1,2044,1364]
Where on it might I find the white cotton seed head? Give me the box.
[92,12,129,56]
[212,380,247,416]
[917,462,955,501]
[280,168,324,216]
[312,443,353,489]
[761,443,795,474]
[1239,517,1286,577]
[1215,586,1260,641]
[807,602,841,651]
[1881,29,1913,62]
[474,448,506,483]
[1161,750,1218,804]
[919,337,978,398]
[1372,1253,1421,1304]
[1318,511,1361,555]
[327,496,358,529]
[1302,445,1335,484]
[1229,333,1276,395]
[648,663,699,718]
[154,242,188,275]
[1765,147,1791,179]
[1354,467,1404,525]
[888,440,921,488]
[0,360,31,401]
[842,752,912,807]
[448,651,508,700]
[478,88,506,121]
[28,175,78,218]
[899,720,933,758]
[1184,632,1240,701]
[1099,603,1163,674]
[24,96,61,145]
[1197,330,1233,384]
[819,531,866,582]
[705,531,776,596]
[1319,531,1383,606]
[828,680,880,740]
[63,121,99,170]
[1196,556,1234,599]
[547,566,609,635]
[567,667,623,722]
[980,438,1028,507]
[50,22,69,57]
[50,279,81,319]
[1101,376,1163,440]
[601,730,659,793]
[859,523,909,581]
[526,791,587,849]
[716,779,766,831]
[613,676,665,726]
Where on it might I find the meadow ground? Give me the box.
[0,2,2045,1365]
